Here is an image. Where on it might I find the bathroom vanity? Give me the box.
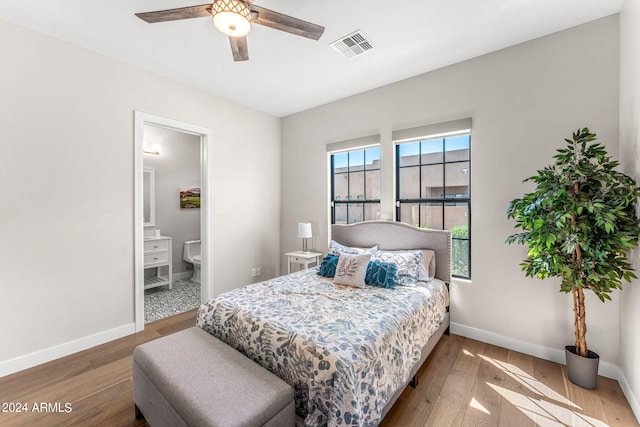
[144,236,173,290]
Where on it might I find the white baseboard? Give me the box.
[450,322,618,379]
[0,323,136,378]
[618,368,640,423]
[451,322,640,422]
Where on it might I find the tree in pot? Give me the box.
[506,128,640,388]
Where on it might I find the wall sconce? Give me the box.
[297,222,312,253]
[143,144,162,156]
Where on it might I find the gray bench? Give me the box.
[133,327,295,427]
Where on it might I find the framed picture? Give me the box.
[180,188,200,209]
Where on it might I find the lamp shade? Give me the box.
[297,222,312,239]
[211,0,252,37]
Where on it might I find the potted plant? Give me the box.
[506,128,640,389]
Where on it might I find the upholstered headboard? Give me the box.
[331,220,452,284]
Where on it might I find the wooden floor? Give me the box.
[0,310,637,427]
[381,336,639,427]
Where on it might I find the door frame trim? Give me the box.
[134,111,214,331]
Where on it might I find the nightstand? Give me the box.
[285,251,323,274]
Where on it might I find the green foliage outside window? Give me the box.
[450,225,469,277]
[450,225,468,239]
[418,224,469,277]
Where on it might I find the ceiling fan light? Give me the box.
[212,0,251,37]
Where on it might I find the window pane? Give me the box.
[365,170,380,199]
[399,166,420,199]
[332,147,381,227]
[334,203,348,224]
[348,203,363,224]
[422,202,443,229]
[445,134,470,162]
[421,138,444,164]
[333,152,348,171]
[421,164,444,198]
[399,203,419,227]
[349,171,365,200]
[445,162,469,198]
[364,203,380,221]
[398,142,420,167]
[452,238,470,278]
[349,150,365,172]
[399,202,443,229]
[445,202,469,230]
[365,147,380,170]
[333,173,348,201]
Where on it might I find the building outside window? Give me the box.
[395,133,471,278]
[330,147,381,224]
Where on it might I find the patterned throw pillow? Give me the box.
[365,260,398,289]
[317,254,339,277]
[333,253,371,288]
[328,240,378,256]
[371,250,422,286]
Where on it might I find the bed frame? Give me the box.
[331,220,452,421]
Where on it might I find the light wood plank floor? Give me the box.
[0,309,637,426]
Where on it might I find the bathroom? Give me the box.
[143,124,202,323]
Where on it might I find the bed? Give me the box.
[197,221,452,426]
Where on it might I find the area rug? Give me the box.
[145,278,201,323]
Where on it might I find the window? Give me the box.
[330,147,381,224]
[396,133,471,278]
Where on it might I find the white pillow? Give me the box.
[417,250,436,281]
[328,240,378,256]
[333,253,371,288]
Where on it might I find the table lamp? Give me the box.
[297,222,312,253]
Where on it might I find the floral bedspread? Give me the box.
[196,267,447,427]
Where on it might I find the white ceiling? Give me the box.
[0,0,625,117]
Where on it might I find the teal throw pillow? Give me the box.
[317,254,339,277]
[365,260,398,289]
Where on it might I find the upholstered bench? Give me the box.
[133,327,295,427]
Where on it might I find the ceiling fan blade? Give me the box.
[136,4,212,23]
[250,5,324,40]
[229,36,249,61]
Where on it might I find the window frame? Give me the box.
[330,147,381,225]
[394,133,472,279]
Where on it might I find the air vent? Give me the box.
[330,30,374,58]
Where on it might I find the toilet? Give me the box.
[183,240,201,283]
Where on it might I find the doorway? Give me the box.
[134,111,214,332]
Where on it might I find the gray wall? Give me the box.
[0,19,281,366]
[144,125,201,276]
[619,0,640,416]
[282,16,621,371]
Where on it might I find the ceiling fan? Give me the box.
[136,0,325,62]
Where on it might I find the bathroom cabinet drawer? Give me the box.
[144,239,169,252]
[143,235,173,291]
[145,251,169,265]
